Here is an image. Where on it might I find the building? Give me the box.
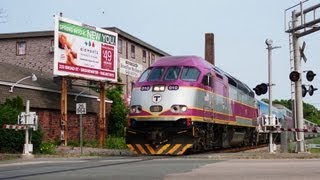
[0,27,169,142]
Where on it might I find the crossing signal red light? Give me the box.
[253,83,268,96]
[306,71,316,82]
[289,71,300,82]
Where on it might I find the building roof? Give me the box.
[0,62,105,112]
[0,27,170,56]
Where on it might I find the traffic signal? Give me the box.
[289,71,300,82]
[306,71,316,82]
[253,83,268,96]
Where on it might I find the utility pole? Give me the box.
[265,39,280,153]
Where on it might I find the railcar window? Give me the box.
[138,68,152,82]
[147,67,165,81]
[181,67,200,82]
[164,67,181,81]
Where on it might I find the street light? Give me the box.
[74,89,88,102]
[9,73,37,93]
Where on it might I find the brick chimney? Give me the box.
[205,33,215,65]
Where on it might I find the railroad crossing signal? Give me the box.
[302,85,318,97]
[308,85,317,96]
[253,83,268,96]
[306,71,316,82]
[289,71,300,82]
[289,71,315,82]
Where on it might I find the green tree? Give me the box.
[106,77,128,137]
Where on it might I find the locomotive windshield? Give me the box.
[164,67,181,81]
[138,68,151,82]
[148,67,165,81]
[181,67,200,81]
[138,66,199,82]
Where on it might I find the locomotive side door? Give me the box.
[202,73,213,122]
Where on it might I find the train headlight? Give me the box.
[180,106,187,112]
[170,105,188,113]
[152,85,165,92]
[130,105,142,114]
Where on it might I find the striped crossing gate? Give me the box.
[2,124,27,130]
[276,127,318,133]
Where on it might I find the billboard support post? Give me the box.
[99,82,106,147]
[61,77,68,145]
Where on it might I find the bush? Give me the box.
[105,136,127,149]
[39,141,56,154]
[106,75,128,137]
[84,140,100,148]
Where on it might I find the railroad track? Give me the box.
[191,144,269,155]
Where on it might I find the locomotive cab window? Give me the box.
[147,67,165,81]
[138,68,152,82]
[202,73,212,87]
[181,67,200,82]
[164,67,181,81]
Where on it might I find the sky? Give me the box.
[1,0,320,108]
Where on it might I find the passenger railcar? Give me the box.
[126,56,258,155]
[261,103,318,141]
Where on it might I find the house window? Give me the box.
[50,39,54,53]
[150,53,155,64]
[131,44,135,58]
[142,50,146,63]
[118,39,122,54]
[16,41,26,55]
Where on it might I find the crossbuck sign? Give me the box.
[76,103,87,115]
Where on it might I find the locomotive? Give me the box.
[125,56,319,155]
[126,56,258,155]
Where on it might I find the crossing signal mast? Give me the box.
[285,1,320,153]
[253,39,281,153]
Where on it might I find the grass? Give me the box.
[105,136,127,149]
[306,136,320,144]
[305,136,320,153]
[286,136,320,153]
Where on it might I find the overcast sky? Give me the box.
[1,0,320,108]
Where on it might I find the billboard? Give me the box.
[53,16,118,82]
[119,58,143,78]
